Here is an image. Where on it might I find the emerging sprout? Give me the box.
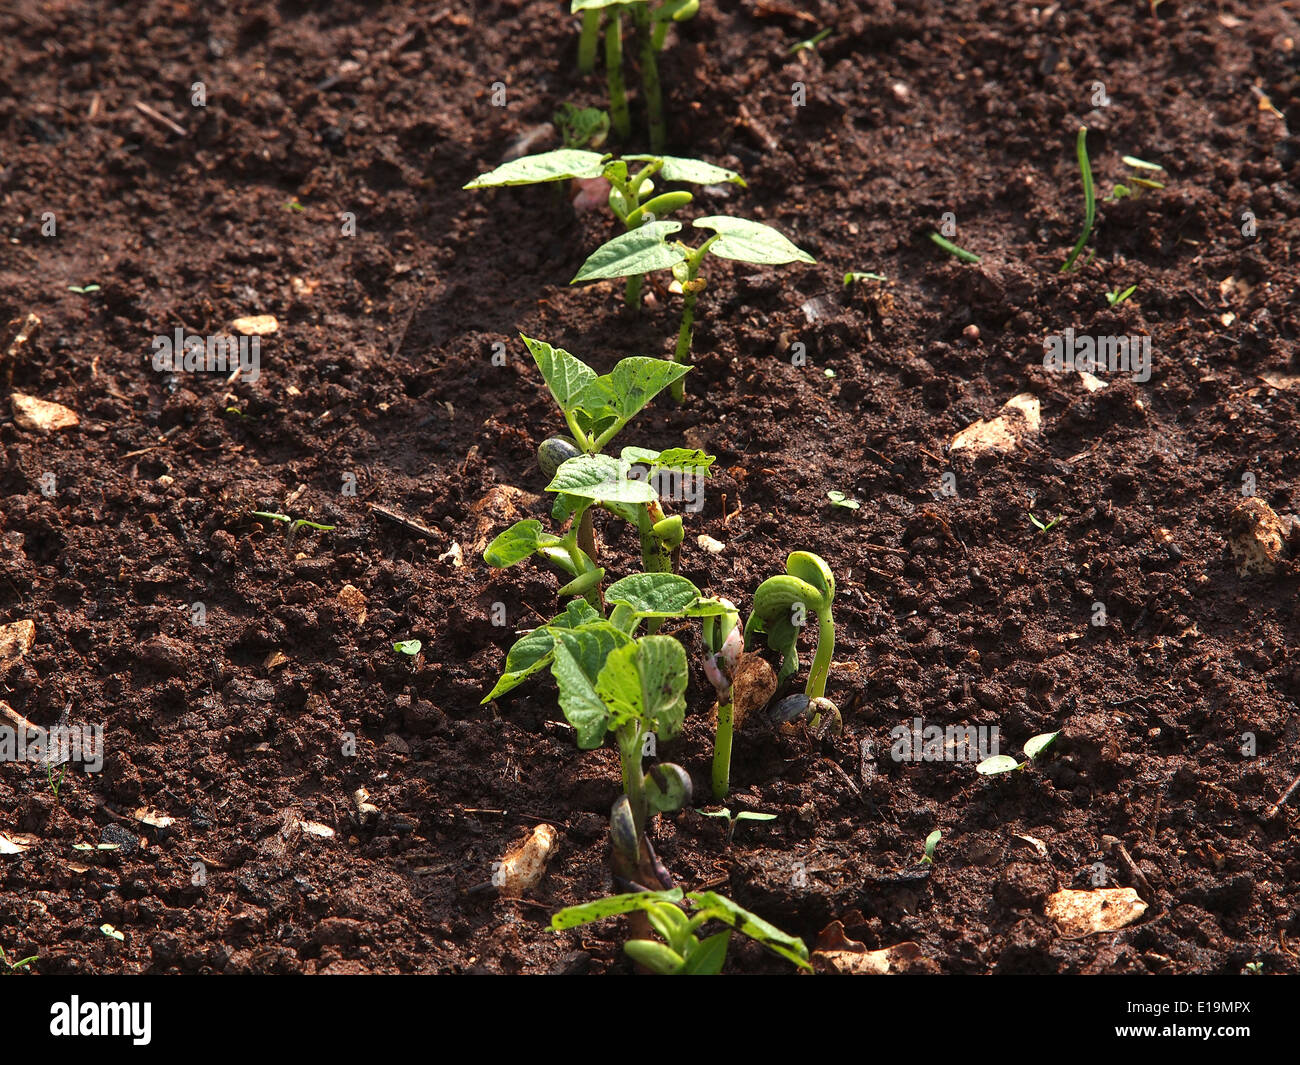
[920,829,942,865]
[744,552,840,733]
[698,806,776,846]
[1060,127,1095,273]
[701,601,741,800]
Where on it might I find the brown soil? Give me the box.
[2,0,1299,975]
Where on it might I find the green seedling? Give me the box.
[480,573,733,888]
[47,763,67,801]
[976,730,1060,775]
[789,28,832,54]
[552,887,810,973]
[393,640,422,656]
[698,807,776,845]
[573,216,814,399]
[1244,960,1263,975]
[827,490,859,510]
[484,337,708,594]
[844,271,888,284]
[67,284,100,294]
[1108,155,1165,201]
[466,150,744,307]
[929,232,981,264]
[1028,511,1062,534]
[745,551,841,735]
[1061,127,1095,273]
[251,511,336,547]
[701,600,741,799]
[572,1,700,149]
[100,924,125,942]
[284,199,306,213]
[1106,283,1138,306]
[554,103,610,149]
[0,946,37,974]
[920,829,942,865]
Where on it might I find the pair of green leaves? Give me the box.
[976,731,1060,776]
[464,149,743,192]
[552,887,811,972]
[524,336,688,454]
[745,551,836,684]
[573,216,815,283]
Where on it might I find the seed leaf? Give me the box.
[692,216,815,265]
[464,149,605,188]
[572,221,686,281]
[624,154,746,187]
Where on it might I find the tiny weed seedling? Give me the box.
[1028,511,1062,534]
[928,233,980,264]
[746,552,841,736]
[573,216,814,399]
[0,946,37,974]
[1106,283,1138,306]
[552,887,809,973]
[251,511,336,535]
[699,807,776,845]
[789,28,832,54]
[844,271,888,284]
[393,639,422,656]
[920,829,942,865]
[977,730,1060,776]
[572,1,700,149]
[827,490,859,510]
[48,762,67,801]
[1108,155,1165,201]
[465,150,744,307]
[1060,127,1095,273]
[67,284,101,294]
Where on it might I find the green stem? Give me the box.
[634,5,665,151]
[624,274,644,307]
[712,700,733,801]
[619,724,647,835]
[806,609,835,701]
[671,290,697,402]
[577,9,601,74]
[606,11,630,141]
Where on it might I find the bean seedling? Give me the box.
[827,490,859,510]
[745,552,841,736]
[572,1,700,149]
[976,730,1060,775]
[393,640,422,656]
[465,150,744,307]
[701,599,741,799]
[573,216,814,399]
[552,886,810,973]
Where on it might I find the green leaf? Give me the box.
[551,641,613,749]
[393,640,422,655]
[605,572,726,619]
[1121,155,1164,171]
[976,755,1024,775]
[620,445,715,474]
[546,454,659,505]
[686,892,810,969]
[572,221,686,282]
[552,600,602,629]
[523,336,599,418]
[624,154,746,187]
[735,811,777,823]
[692,216,815,265]
[595,635,688,740]
[646,901,692,951]
[571,0,632,10]
[679,930,731,974]
[483,519,561,567]
[607,357,691,423]
[481,627,556,703]
[623,939,685,974]
[827,490,859,510]
[1024,731,1060,761]
[551,888,684,929]
[464,149,605,188]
